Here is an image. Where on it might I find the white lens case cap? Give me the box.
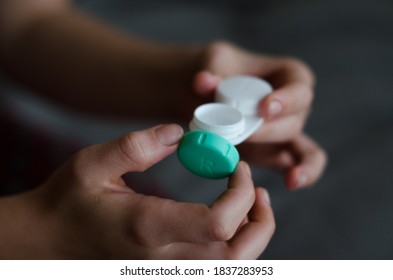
[190,76,272,145]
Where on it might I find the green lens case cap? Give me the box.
[177,130,239,179]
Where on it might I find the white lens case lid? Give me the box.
[190,76,273,145]
[217,75,273,116]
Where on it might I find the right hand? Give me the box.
[193,42,327,189]
[0,124,275,259]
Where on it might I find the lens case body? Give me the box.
[177,76,272,179]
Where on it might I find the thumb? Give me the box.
[86,124,183,179]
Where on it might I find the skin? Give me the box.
[0,1,326,190]
[0,125,275,259]
[0,0,326,258]
[194,42,327,189]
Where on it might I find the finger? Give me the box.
[209,161,256,239]
[259,59,315,120]
[238,142,295,170]
[285,133,328,190]
[77,124,183,180]
[125,162,256,246]
[194,42,260,95]
[193,70,221,96]
[228,187,275,259]
[247,114,305,143]
[261,57,315,89]
[260,83,313,121]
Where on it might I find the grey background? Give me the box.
[2,0,393,259]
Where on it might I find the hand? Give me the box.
[0,124,274,259]
[194,41,315,143]
[238,132,327,190]
[193,42,326,189]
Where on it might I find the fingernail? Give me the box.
[268,100,283,118]
[155,124,183,146]
[262,189,271,205]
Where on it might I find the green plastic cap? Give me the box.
[177,131,240,179]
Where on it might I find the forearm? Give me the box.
[0,1,203,118]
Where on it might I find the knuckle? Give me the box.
[118,132,149,172]
[318,148,329,169]
[205,41,238,73]
[284,57,316,85]
[308,137,328,162]
[132,225,155,247]
[128,210,158,248]
[283,57,307,69]
[261,207,276,238]
[267,216,276,237]
[208,40,235,54]
[302,85,314,106]
[207,219,235,241]
[285,57,311,74]
[296,119,305,133]
[288,120,304,139]
[66,147,97,185]
[322,149,329,163]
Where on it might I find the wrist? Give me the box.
[0,188,58,259]
[121,42,206,119]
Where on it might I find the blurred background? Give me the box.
[1,0,392,259]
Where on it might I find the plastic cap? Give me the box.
[178,76,272,179]
[177,131,239,179]
[189,74,274,145]
[217,75,273,116]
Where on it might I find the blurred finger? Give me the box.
[262,58,315,88]
[238,142,295,170]
[258,58,315,120]
[247,114,306,143]
[285,133,328,190]
[260,82,313,121]
[193,70,221,96]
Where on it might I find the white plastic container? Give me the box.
[190,75,273,145]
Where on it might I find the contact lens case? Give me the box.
[177,75,272,179]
